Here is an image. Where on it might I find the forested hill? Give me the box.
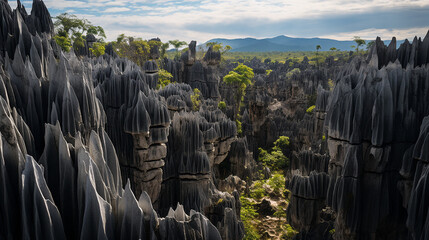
[205,35,404,52]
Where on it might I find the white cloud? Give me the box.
[319,27,429,41]
[8,0,429,44]
[102,7,131,13]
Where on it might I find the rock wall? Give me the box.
[162,42,222,100]
[325,34,429,240]
[0,1,244,239]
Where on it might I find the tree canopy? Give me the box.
[223,64,254,120]
[111,35,165,66]
[53,13,106,53]
[206,41,232,54]
[169,40,187,58]
[353,36,366,53]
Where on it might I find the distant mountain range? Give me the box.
[203,35,403,52]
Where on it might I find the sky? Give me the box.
[11,0,429,44]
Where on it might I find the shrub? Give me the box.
[306,105,316,113]
[268,173,285,194]
[236,118,242,135]
[273,136,290,153]
[286,68,300,78]
[191,88,201,111]
[218,101,226,111]
[54,35,72,52]
[258,136,290,170]
[240,196,261,240]
[249,180,266,200]
[157,69,173,89]
[282,224,298,240]
[328,79,335,91]
[89,42,105,57]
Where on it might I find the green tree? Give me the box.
[223,64,254,120]
[329,47,337,56]
[89,42,105,57]
[258,136,290,170]
[240,196,261,240]
[191,88,201,111]
[353,36,366,54]
[273,136,290,154]
[116,34,126,44]
[169,40,187,58]
[53,35,71,52]
[113,35,151,66]
[218,101,226,111]
[160,42,170,58]
[157,69,173,89]
[366,40,375,50]
[53,13,105,53]
[206,42,232,54]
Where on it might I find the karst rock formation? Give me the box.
[285,33,429,240]
[0,1,243,239]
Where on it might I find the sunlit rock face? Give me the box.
[0,1,244,239]
[325,33,429,240]
[93,56,170,204]
[157,99,244,239]
[161,42,222,100]
[285,86,333,240]
[223,55,340,160]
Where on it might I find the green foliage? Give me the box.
[54,13,105,54]
[316,45,321,51]
[366,40,375,50]
[267,173,285,193]
[258,136,290,171]
[258,148,288,171]
[266,69,273,76]
[236,118,242,135]
[240,196,261,240]
[223,64,254,119]
[219,50,351,64]
[353,36,366,53]
[169,39,187,58]
[169,40,187,49]
[224,64,254,86]
[160,42,170,58]
[329,47,337,52]
[286,68,301,78]
[328,79,335,91]
[273,136,290,153]
[112,35,154,66]
[249,180,266,200]
[206,41,232,54]
[218,101,226,111]
[89,42,105,57]
[54,35,72,52]
[282,224,298,240]
[329,228,335,235]
[157,69,173,89]
[87,25,106,38]
[322,135,326,141]
[306,105,316,113]
[191,88,201,111]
